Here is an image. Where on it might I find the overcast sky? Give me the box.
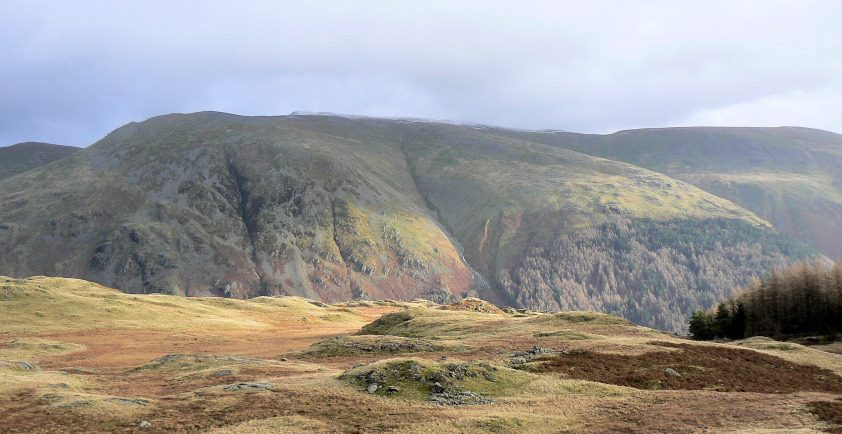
[1,1,841,148]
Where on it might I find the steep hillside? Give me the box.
[397,122,814,330]
[0,113,473,302]
[0,113,819,331]
[495,126,842,260]
[0,142,79,180]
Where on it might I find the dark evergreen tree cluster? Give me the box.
[688,262,842,340]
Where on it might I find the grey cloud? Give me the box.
[1,0,841,147]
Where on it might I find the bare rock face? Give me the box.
[0,112,474,302]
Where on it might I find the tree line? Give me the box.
[689,262,842,340]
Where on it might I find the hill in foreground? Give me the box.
[0,112,823,332]
[0,142,79,180]
[2,276,842,432]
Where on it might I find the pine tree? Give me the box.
[688,310,713,340]
[713,302,733,339]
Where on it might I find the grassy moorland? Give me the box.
[3,276,842,432]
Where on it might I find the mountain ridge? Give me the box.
[0,141,79,180]
[490,125,842,260]
[0,112,825,332]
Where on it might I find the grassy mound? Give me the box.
[129,354,272,373]
[439,297,505,314]
[358,308,513,339]
[297,335,471,358]
[533,329,602,340]
[527,311,633,327]
[340,357,534,404]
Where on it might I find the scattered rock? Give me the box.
[214,369,237,376]
[511,346,558,365]
[223,382,278,391]
[280,358,288,362]
[42,393,61,404]
[106,398,149,407]
[65,366,98,373]
[664,368,681,377]
[302,335,450,357]
[12,361,41,371]
[139,421,152,428]
[431,382,446,394]
[386,386,400,394]
[428,390,494,406]
[367,383,378,394]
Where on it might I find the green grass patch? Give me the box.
[340,357,535,402]
[298,335,470,358]
[529,312,633,327]
[533,329,602,340]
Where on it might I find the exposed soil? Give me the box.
[530,341,842,393]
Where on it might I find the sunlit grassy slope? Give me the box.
[0,276,367,334]
[398,123,769,280]
[496,126,842,260]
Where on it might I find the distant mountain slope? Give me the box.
[0,142,79,180]
[396,122,815,331]
[0,113,819,332]
[0,113,473,302]
[494,127,842,260]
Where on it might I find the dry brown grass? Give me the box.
[3,276,842,432]
[528,341,842,393]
